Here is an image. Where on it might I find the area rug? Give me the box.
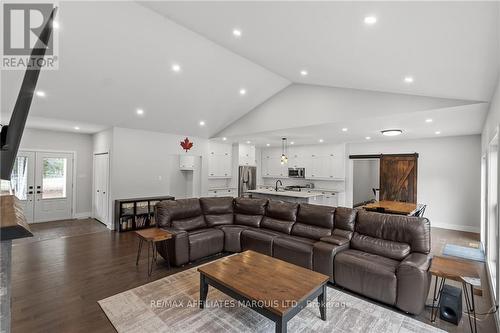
[443,244,485,262]
[98,262,445,333]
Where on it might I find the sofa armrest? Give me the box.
[313,241,349,283]
[319,235,350,246]
[158,227,189,266]
[396,253,433,314]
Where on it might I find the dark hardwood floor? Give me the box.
[11,219,498,333]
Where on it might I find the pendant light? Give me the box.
[280,138,288,165]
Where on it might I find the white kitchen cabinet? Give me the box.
[262,154,287,178]
[179,155,195,170]
[239,144,256,166]
[208,143,232,178]
[207,188,237,197]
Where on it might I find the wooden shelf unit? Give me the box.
[114,196,174,232]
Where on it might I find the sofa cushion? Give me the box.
[313,241,349,283]
[261,217,295,234]
[319,235,350,246]
[334,207,356,232]
[356,210,431,254]
[171,215,206,231]
[241,229,282,256]
[234,197,267,215]
[335,249,399,305]
[291,204,334,240]
[188,228,224,261]
[200,197,234,227]
[273,235,315,269]
[351,232,411,261]
[216,225,248,252]
[234,198,267,227]
[155,198,203,228]
[266,200,298,221]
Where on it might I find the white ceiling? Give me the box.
[146,1,499,102]
[1,1,289,137]
[1,1,498,145]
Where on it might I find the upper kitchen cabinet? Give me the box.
[307,145,345,180]
[262,148,287,177]
[238,144,256,166]
[208,142,232,178]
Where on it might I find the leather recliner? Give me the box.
[154,196,432,315]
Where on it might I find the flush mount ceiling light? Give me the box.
[404,76,414,83]
[171,63,181,72]
[232,29,242,38]
[381,129,403,136]
[35,90,46,97]
[239,89,247,95]
[199,121,206,126]
[136,108,144,116]
[280,138,288,165]
[300,70,308,76]
[425,118,433,123]
[364,16,377,25]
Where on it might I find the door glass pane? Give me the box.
[11,156,28,200]
[42,158,67,199]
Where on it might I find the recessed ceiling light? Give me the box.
[318,139,324,143]
[239,89,247,95]
[435,131,441,135]
[35,90,46,97]
[222,137,227,141]
[365,136,372,140]
[136,109,144,116]
[381,129,403,136]
[342,128,348,132]
[171,64,181,72]
[246,140,251,144]
[199,121,206,126]
[74,126,80,130]
[53,21,60,29]
[364,16,377,25]
[425,118,433,123]
[232,29,242,38]
[290,141,295,145]
[300,70,308,76]
[266,143,270,147]
[404,76,414,83]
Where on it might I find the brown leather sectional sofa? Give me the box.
[155,196,432,315]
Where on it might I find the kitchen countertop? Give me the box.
[247,189,325,198]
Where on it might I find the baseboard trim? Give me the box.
[73,212,92,219]
[431,222,480,233]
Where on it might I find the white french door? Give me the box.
[10,151,74,223]
[93,153,110,227]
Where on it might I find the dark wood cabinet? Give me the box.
[114,196,174,232]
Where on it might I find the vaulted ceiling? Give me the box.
[1,1,499,145]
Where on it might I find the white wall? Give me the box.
[347,135,481,232]
[19,128,93,216]
[353,159,379,205]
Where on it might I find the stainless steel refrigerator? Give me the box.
[238,166,256,197]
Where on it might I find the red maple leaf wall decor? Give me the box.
[180,137,193,152]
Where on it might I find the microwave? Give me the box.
[288,168,305,178]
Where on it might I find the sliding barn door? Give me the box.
[379,154,418,203]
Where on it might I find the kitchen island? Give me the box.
[246,189,325,204]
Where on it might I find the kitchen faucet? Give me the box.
[275,179,283,192]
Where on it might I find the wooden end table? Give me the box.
[198,250,329,333]
[135,228,172,276]
[430,256,481,333]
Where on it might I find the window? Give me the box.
[42,157,67,199]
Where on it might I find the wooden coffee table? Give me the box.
[198,250,329,333]
[135,228,172,276]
